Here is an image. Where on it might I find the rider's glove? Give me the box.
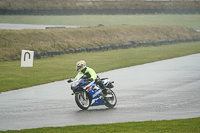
[83,75,87,79]
[88,78,93,81]
[84,78,93,82]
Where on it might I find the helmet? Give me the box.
[76,60,86,72]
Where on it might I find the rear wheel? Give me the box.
[75,91,91,110]
[105,90,117,108]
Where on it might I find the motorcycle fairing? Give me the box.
[83,81,106,106]
[72,76,111,107]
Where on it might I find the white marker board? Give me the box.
[21,50,34,67]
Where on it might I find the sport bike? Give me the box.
[67,72,117,110]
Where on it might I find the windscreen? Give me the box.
[74,73,84,81]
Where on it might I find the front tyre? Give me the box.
[105,90,117,108]
[75,91,91,110]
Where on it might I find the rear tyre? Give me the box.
[75,91,91,110]
[105,90,117,108]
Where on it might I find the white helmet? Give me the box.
[76,60,86,72]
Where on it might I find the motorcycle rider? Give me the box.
[73,60,108,95]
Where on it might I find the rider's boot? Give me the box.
[101,86,108,96]
[102,89,107,95]
[102,87,112,98]
[96,77,112,97]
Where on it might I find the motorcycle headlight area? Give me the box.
[71,79,81,87]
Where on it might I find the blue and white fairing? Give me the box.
[83,81,105,106]
[71,74,111,106]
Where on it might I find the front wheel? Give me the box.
[75,91,91,110]
[105,90,117,108]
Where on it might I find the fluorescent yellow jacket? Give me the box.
[75,67,97,81]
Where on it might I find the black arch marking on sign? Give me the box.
[24,52,31,61]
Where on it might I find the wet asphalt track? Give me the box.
[0,54,200,131]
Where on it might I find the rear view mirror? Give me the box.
[67,79,73,83]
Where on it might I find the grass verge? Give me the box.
[0,1,200,10]
[1,117,200,133]
[1,25,200,60]
[0,42,200,93]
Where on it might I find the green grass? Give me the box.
[1,42,200,93]
[1,117,200,133]
[1,15,200,29]
[1,25,200,60]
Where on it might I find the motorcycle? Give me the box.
[67,72,117,110]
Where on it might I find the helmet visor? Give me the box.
[76,65,82,72]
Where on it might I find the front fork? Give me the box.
[72,90,87,100]
[81,90,87,100]
[74,90,86,100]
